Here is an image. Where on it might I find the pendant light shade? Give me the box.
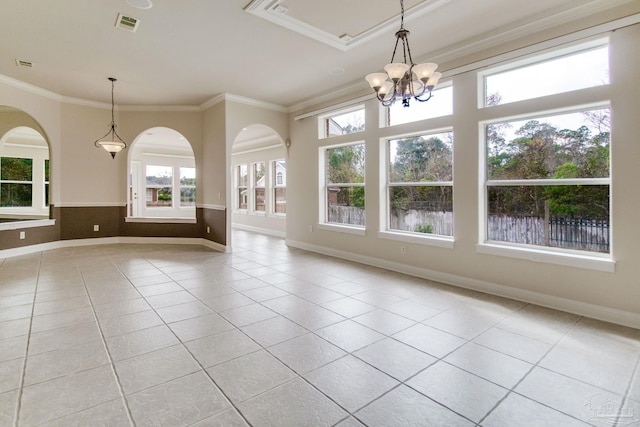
[94,77,127,159]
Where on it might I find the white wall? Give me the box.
[286,23,640,326]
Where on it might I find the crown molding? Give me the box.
[0,74,62,102]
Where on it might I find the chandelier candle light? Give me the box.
[94,77,127,159]
[365,0,441,107]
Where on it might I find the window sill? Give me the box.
[378,230,454,249]
[476,242,614,272]
[317,223,365,236]
[0,219,56,231]
[125,217,197,224]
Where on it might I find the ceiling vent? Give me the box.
[15,59,33,68]
[115,13,140,32]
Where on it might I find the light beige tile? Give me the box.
[269,333,347,374]
[190,408,249,426]
[45,399,131,427]
[156,300,213,323]
[115,345,200,394]
[0,358,23,393]
[321,297,377,318]
[316,320,384,352]
[393,323,466,358]
[185,329,260,368]
[0,334,27,363]
[0,390,17,426]
[354,337,436,381]
[408,361,508,422]
[219,303,278,327]
[306,355,399,412]
[473,327,552,364]
[100,310,164,337]
[483,392,590,427]
[239,378,347,427]
[240,316,307,347]
[444,342,532,388]
[353,309,416,335]
[19,365,121,426]
[355,385,473,426]
[207,350,296,403]
[128,371,229,426]
[168,313,234,342]
[24,340,109,385]
[28,322,102,355]
[145,290,198,309]
[283,305,346,331]
[383,299,442,322]
[105,324,179,361]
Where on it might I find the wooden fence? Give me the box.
[329,206,609,252]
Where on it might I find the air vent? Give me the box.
[115,13,140,32]
[15,59,33,68]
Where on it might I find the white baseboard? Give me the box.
[232,223,286,238]
[0,237,229,259]
[286,239,640,330]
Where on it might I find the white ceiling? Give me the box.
[0,0,635,108]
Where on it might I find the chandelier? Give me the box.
[365,0,441,108]
[94,77,127,159]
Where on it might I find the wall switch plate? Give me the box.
[19,231,25,239]
[94,225,99,231]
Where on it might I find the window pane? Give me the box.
[325,108,365,138]
[487,185,609,252]
[274,188,286,213]
[388,85,453,126]
[326,144,365,184]
[238,164,248,187]
[327,186,365,226]
[44,159,50,181]
[180,167,195,207]
[145,165,172,207]
[273,160,286,186]
[238,189,247,210]
[389,132,453,182]
[390,186,452,236]
[487,109,610,180]
[1,157,32,181]
[485,46,609,106]
[1,183,33,207]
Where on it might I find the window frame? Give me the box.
[378,129,455,249]
[318,105,366,140]
[252,161,266,214]
[271,159,286,216]
[318,140,366,235]
[235,163,248,212]
[478,104,613,269]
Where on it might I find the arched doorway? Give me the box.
[128,127,196,219]
[231,124,287,237]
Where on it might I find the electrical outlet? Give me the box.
[400,246,406,254]
[93,225,100,232]
[19,231,25,240]
[206,226,211,233]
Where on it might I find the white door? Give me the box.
[129,161,141,217]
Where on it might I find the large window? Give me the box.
[0,157,33,207]
[321,142,365,227]
[237,164,248,210]
[179,167,195,207]
[386,131,453,237]
[272,159,286,214]
[145,165,172,208]
[253,162,266,212]
[483,43,609,107]
[320,106,365,139]
[484,108,610,253]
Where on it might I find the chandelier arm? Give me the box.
[111,127,127,147]
[413,90,434,103]
[390,32,402,64]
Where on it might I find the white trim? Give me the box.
[0,219,55,231]
[201,93,287,113]
[476,242,614,272]
[294,94,373,121]
[317,223,366,236]
[198,204,226,211]
[285,239,638,329]
[486,178,610,186]
[125,217,196,224]
[232,223,286,238]
[378,230,454,249]
[0,237,228,260]
[232,144,282,156]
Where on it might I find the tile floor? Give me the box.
[0,230,639,426]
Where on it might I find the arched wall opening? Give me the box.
[230,124,287,238]
[0,107,51,223]
[127,126,196,219]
